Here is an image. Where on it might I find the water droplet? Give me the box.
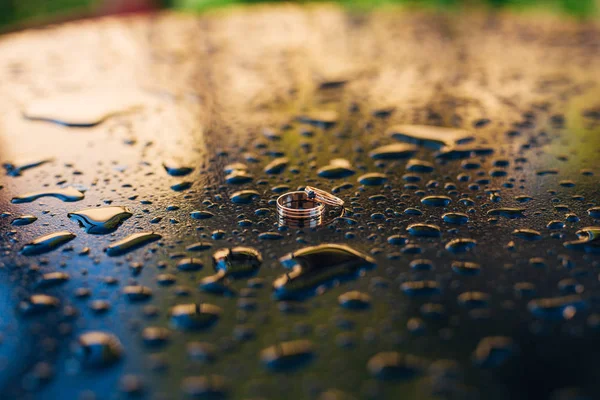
[421,195,451,207]
[338,291,371,310]
[181,375,228,398]
[317,163,356,179]
[163,160,194,177]
[225,170,254,184]
[264,157,289,174]
[563,227,600,253]
[105,232,161,256]
[68,206,132,234]
[170,181,192,191]
[406,223,441,237]
[297,110,338,128]
[387,235,407,245]
[369,144,418,160]
[212,247,262,278]
[512,229,542,241]
[588,207,600,219]
[170,303,222,330]
[486,208,525,219]
[19,294,60,316]
[401,280,441,296]
[388,125,473,149]
[458,291,490,308]
[181,375,229,399]
[528,295,586,320]
[21,231,76,255]
[177,258,204,271]
[258,232,284,240]
[410,259,434,271]
[24,89,145,127]
[451,261,481,275]
[11,215,38,226]
[260,340,315,370]
[38,271,70,288]
[186,342,217,362]
[367,352,427,380]
[190,210,215,220]
[75,331,123,368]
[406,159,434,173]
[445,238,477,253]
[123,285,153,302]
[514,195,533,203]
[442,212,469,224]
[11,187,84,204]
[186,242,213,252]
[473,337,515,368]
[273,244,376,300]
[357,173,387,186]
[547,220,565,230]
[3,157,53,177]
[230,190,260,204]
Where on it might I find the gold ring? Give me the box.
[276,191,325,220]
[304,186,344,207]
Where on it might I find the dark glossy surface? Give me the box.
[0,6,599,399]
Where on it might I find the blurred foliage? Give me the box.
[0,0,95,27]
[0,0,597,31]
[175,0,598,17]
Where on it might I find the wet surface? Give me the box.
[0,5,599,399]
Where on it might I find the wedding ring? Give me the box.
[304,186,344,207]
[276,191,325,220]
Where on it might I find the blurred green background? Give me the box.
[0,0,598,31]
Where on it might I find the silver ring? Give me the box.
[276,191,324,220]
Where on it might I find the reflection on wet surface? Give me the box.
[0,5,599,400]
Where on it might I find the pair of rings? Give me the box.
[276,186,344,223]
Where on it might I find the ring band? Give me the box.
[304,186,344,207]
[276,191,325,220]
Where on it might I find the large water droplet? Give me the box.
[388,124,473,149]
[105,232,161,256]
[563,227,600,253]
[11,215,38,226]
[68,206,132,234]
[11,187,84,204]
[273,244,376,300]
[3,157,53,177]
[21,231,76,255]
[24,89,145,127]
[528,295,586,320]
